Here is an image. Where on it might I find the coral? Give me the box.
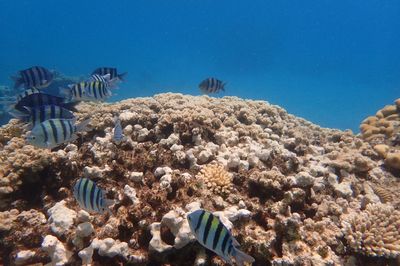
[343,203,400,258]
[47,200,77,236]
[1,93,400,265]
[15,250,36,265]
[41,235,71,266]
[385,152,400,170]
[196,164,232,196]
[360,98,400,174]
[370,184,392,203]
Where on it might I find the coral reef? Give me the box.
[0,93,400,265]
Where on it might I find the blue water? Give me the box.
[0,0,399,132]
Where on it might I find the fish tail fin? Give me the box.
[5,104,28,118]
[222,82,227,91]
[76,118,91,132]
[104,199,116,215]
[233,248,255,266]
[11,75,23,90]
[118,72,127,81]
[60,87,72,100]
[61,101,79,112]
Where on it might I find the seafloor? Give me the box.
[0,93,399,266]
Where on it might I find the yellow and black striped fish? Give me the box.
[25,118,90,149]
[12,66,54,89]
[199,78,226,94]
[73,178,114,214]
[187,209,254,266]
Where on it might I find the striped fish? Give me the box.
[88,74,110,84]
[64,81,112,102]
[22,105,75,128]
[0,88,41,108]
[199,78,226,94]
[113,116,124,144]
[25,118,90,149]
[88,74,120,89]
[187,209,254,266]
[17,88,42,101]
[12,66,54,89]
[73,178,114,214]
[85,81,112,101]
[12,92,76,115]
[92,67,127,82]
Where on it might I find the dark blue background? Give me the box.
[1,0,399,131]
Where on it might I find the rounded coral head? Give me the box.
[187,209,205,232]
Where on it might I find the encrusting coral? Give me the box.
[0,93,400,265]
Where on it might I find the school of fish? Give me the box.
[2,65,250,265]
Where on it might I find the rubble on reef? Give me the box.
[0,93,400,265]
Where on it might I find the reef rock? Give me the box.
[0,93,399,265]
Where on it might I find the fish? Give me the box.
[199,78,226,94]
[85,81,112,101]
[12,66,54,89]
[91,67,127,82]
[20,104,75,128]
[0,88,41,106]
[113,116,124,144]
[25,118,90,149]
[73,178,114,214]
[187,209,255,266]
[62,81,112,102]
[88,74,111,84]
[9,92,77,117]
[16,88,42,101]
[88,74,120,89]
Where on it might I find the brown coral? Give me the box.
[196,164,232,196]
[343,203,400,258]
[371,185,392,203]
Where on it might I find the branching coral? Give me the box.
[196,164,232,196]
[343,203,400,258]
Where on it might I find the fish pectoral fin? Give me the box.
[232,236,240,247]
[70,134,79,142]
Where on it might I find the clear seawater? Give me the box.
[0,0,399,132]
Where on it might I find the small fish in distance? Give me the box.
[187,209,255,266]
[12,66,54,89]
[73,178,114,214]
[25,118,90,149]
[199,77,226,94]
[91,67,127,82]
[113,116,124,144]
